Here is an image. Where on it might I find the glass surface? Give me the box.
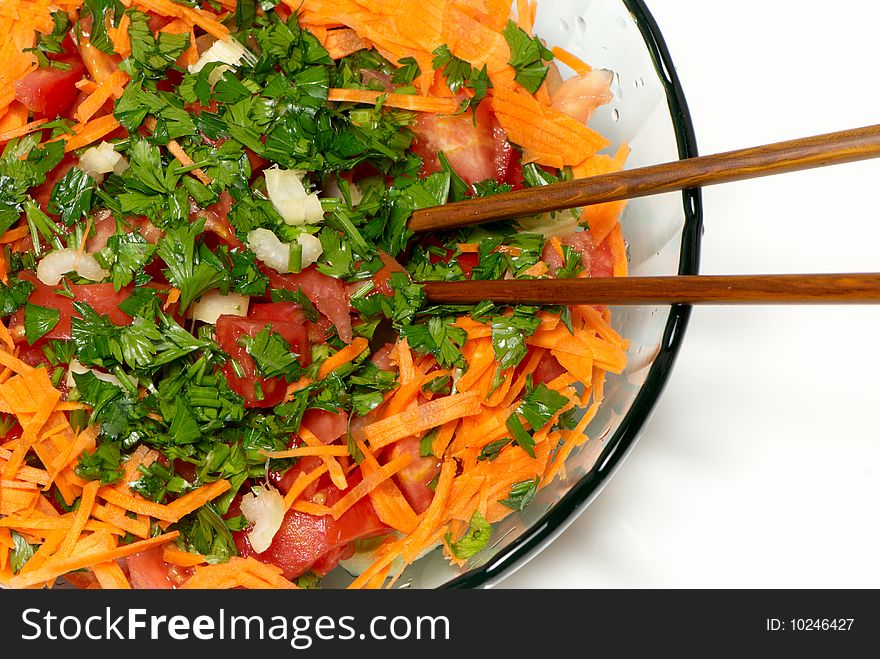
[324,0,703,589]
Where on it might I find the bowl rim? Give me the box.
[441,0,704,589]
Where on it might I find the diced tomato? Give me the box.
[411,102,515,186]
[197,191,242,248]
[126,547,175,589]
[236,473,391,579]
[387,436,440,515]
[215,315,310,408]
[531,351,567,386]
[15,57,86,118]
[8,272,133,342]
[146,11,175,33]
[543,231,614,279]
[267,266,353,344]
[301,408,348,444]
[249,301,306,326]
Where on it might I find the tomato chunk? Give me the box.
[9,272,133,342]
[15,57,86,118]
[215,315,310,408]
[267,266,353,344]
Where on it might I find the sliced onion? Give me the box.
[516,210,580,239]
[239,484,286,554]
[188,38,255,78]
[190,291,250,325]
[265,167,325,226]
[247,228,290,273]
[247,228,324,273]
[297,233,323,268]
[36,249,110,286]
[65,359,124,390]
[78,141,128,180]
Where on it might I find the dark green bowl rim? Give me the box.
[442,0,704,589]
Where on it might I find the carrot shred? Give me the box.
[356,439,419,533]
[166,480,232,520]
[7,532,179,589]
[299,427,348,491]
[111,13,132,57]
[318,336,369,379]
[0,225,30,244]
[59,114,121,152]
[56,479,100,560]
[0,118,48,143]
[328,88,460,114]
[167,139,213,185]
[75,69,130,123]
[163,545,207,567]
[92,561,131,589]
[551,46,592,75]
[283,462,329,512]
[328,451,412,520]
[261,445,351,459]
[98,488,178,522]
[365,392,482,450]
[323,28,368,60]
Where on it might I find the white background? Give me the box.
[501,0,880,588]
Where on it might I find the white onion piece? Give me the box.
[78,141,128,180]
[265,167,325,226]
[36,249,109,286]
[188,38,255,85]
[247,228,324,273]
[516,210,580,239]
[247,228,291,273]
[65,359,124,390]
[239,484,286,554]
[297,233,323,268]
[190,291,250,325]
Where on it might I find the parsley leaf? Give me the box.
[506,383,569,457]
[49,166,96,226]
[431,45,492,111]
[126,10,191,77]
[97,232,158,291]
[502,20,555,94]
[391,56,421,86]
[402,316,467,368]
[0,279,35,317]
[23,302,60,344]
[157,222,228,310]
[82,0,124,55]
[10,531,36,574]
[499,476,540,511]
[75,441,124,484]
[446,510,492,560]
[245,326,303,380]
[491,306,542,370]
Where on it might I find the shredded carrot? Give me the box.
[551,46,592,75]
[0,118,48,143]
[356,439,419,533]
[283,462,329,512]
[167,139,213,185]
[110,13,132,58]
[261,445,351,459]
[92,561,131,589]
[59,114,121,152]
[328,88,460,114]
[299,427,348,491]
[0,225,30,244]
[163,545,207,567]
[75,69,130,123]
[328,451,412,520]
[318,336,369,379]
[7,532,179,589]
[166,480,232,520]
[164,287,181,310]
[365,391,482,449]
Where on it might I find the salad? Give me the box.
[0,0,630,590]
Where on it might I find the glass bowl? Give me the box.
[381,0,702,589]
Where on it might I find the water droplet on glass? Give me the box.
[576,16,588,32]
[611,108,620,122]
[559,18,570,32]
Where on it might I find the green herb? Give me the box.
[446,510,492,559]
[97,232,158,291]
[244,326,303,380]
[402,316,467,368]
[82,0,124,55]
[126,10,191,77]
[431,45,492,111]
[491,306,541,370]
[477,438,511,462]
[391,57,421,86]
[10,531,36,574]
[499,476,540,511]
[23,303,60,345]
[0,279,35,317]
[157,222,227,310]
[506,383,569,458]
[75,441,125,484]
[23,11,72,67]
[502,20,555,94]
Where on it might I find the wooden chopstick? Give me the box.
[409,124,880,232]
[423,274,880,306]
